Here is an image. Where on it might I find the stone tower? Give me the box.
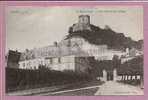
[78,15,90,25]
[72,15,91,32]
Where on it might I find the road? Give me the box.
[95,81,143,95]
[41,85,100,96]
[7,81,143,96]
[7,80,102,96]
[44,81,143,96]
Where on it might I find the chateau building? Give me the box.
[19,55,94,74]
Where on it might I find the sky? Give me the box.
[6,6,143,52]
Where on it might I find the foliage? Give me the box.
[5,68,92,92]
[67,24,143,50]
[117,55,143,75]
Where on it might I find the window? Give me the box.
[41,61,43,65]
[50,58,52,64]
[27,62,31,67]
[23,63,25,68]
[34,66,36,70]
[58,57,61,63]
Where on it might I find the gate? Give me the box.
[107,71,113,81]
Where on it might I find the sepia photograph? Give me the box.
[5,6,144,96]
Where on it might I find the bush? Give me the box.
[5,67,92,92]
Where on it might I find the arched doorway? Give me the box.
[107,71,113,81]
[102,69,117,81]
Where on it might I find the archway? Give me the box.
[107,71,113,81]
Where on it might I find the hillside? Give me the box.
[66,24,143,50]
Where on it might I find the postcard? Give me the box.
[0,1,147,100]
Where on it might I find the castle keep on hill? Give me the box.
[7,15,142,81]
[72,15,91,32]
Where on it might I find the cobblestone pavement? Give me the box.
[95,81,144,95]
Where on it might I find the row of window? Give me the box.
[20,58,62,68]
[19,56,77,70]
[46,58,61,64]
